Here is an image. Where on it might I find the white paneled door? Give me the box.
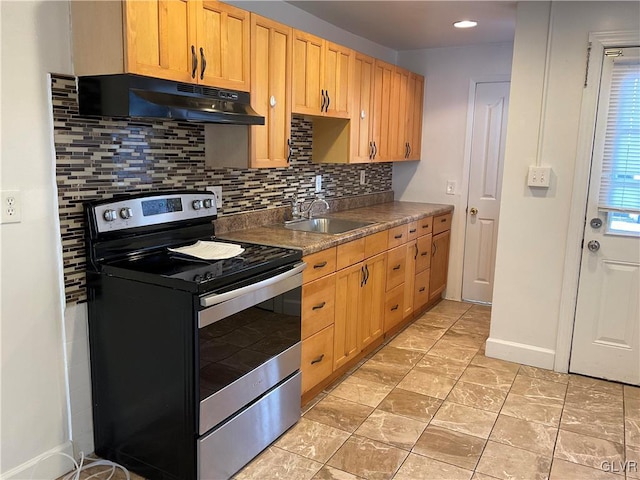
[570,47,640,386]
[462,81,510,303]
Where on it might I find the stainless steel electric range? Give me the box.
[84,190,304,480]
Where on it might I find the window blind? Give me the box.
[598,50,640,214]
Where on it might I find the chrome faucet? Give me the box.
[302,196,330,219]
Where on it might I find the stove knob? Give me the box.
[203,198,213,209]
[103,209,117,222]
[192,199,203,210]
[119,207,133,219]
[193,274,203,282]
[205,271,214,279]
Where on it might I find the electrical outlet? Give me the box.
[315,175,322,193]
[1,190,22,224]
[206,186,223,208]
[446,181,456,195]
[359,170,366,185]
[527,166,552,188]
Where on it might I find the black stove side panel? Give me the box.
[87,272,197,480]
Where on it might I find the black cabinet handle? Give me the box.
[287,139,293,163]
[369,141,374,160]
[311,354,325,365]
[421,251,428,257]
[393,264,401,271]
[422,224,430,229]
[394,234,403,239]
[409,229,417,234]
[419,287,426,292]
[441,218,447,223]
[391,304,399,311]
[200,47,207,80]
[321,90,326,112]
[373,142,377,159]
[191,45,198,78]
[432,243,438,256]
[408,143,412,156]
[312,302,326,310]
[326,91,330,111]
[360,266,366,287]
[314,261,327,269]
[414,244,418,260]
[364,264,369,284]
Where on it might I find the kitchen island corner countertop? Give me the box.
[218,201,454,255]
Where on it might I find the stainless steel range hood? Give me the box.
[77,74,265,125]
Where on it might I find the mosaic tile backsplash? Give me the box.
[52,74,393,305]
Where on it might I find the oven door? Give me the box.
[197,262,305,435]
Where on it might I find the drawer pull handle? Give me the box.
[421,252,428,257]
[314,261,328,269]
[311,354,325,365]
[391,304,399,311]
[441,218,447,223]
[393,264,401,271]
[419,287,426,292]
[312,302,326,310]
[409,229,417,233]
[394,234,403,239]
[422,225,430,229]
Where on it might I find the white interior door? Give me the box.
[462,81,510,303]
[570,47,640,386]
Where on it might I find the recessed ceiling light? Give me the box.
[453,20,478,29]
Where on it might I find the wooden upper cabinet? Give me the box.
[123,0,197,83]
[73,0,249,90]
[195,1,250,90]
[390,66,410,160]
[292,30,353,118]
[250,14,292,168]
[371,60,394,162]
[351,53,375,163]
[407,72,424,161]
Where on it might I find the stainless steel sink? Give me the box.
[284,217,375,235]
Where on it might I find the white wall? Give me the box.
[487,1,640,369]
[392,43,514,301]
[0,1,74,479]
[227,1,397,64]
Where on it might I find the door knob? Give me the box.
[587,240,600,252]
[469,207,478,215]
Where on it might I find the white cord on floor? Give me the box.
[29,450,131,480]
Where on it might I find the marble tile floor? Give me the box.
[237,300,640,480]
[57,300,639,480]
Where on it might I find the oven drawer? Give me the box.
[199,343,301,435]
[198,372,301,480]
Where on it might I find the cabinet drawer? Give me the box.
[387,224,408,248]
[415,234,432,273]
[407,221,419,241]
[384,284,404,332]
[386,245,406,291]
[414,269,430,311]
[364,230,388,258]
[301,325,334,394]
[418,216,433,235]
[336,238,365,270]
[303,248,337,283]
[302,274,336,339]
[433,213,452,235]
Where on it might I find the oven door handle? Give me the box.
[200,261,307,309]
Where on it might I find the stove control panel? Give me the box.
[90,191,218,233]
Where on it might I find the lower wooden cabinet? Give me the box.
[301,273,335,339]
[384,283,404,332]
[429,228,450,301]
[414,268,430,311]
[334,252,386,369]
[301,325,334,394]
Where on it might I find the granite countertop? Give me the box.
[218,201,454,255]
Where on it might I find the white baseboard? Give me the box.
[485,337,556,370]
[1,441,74,480]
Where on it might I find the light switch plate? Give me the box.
[446,181,456,195]
[527,166,552,188]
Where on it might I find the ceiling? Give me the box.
[287,1,517,51]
